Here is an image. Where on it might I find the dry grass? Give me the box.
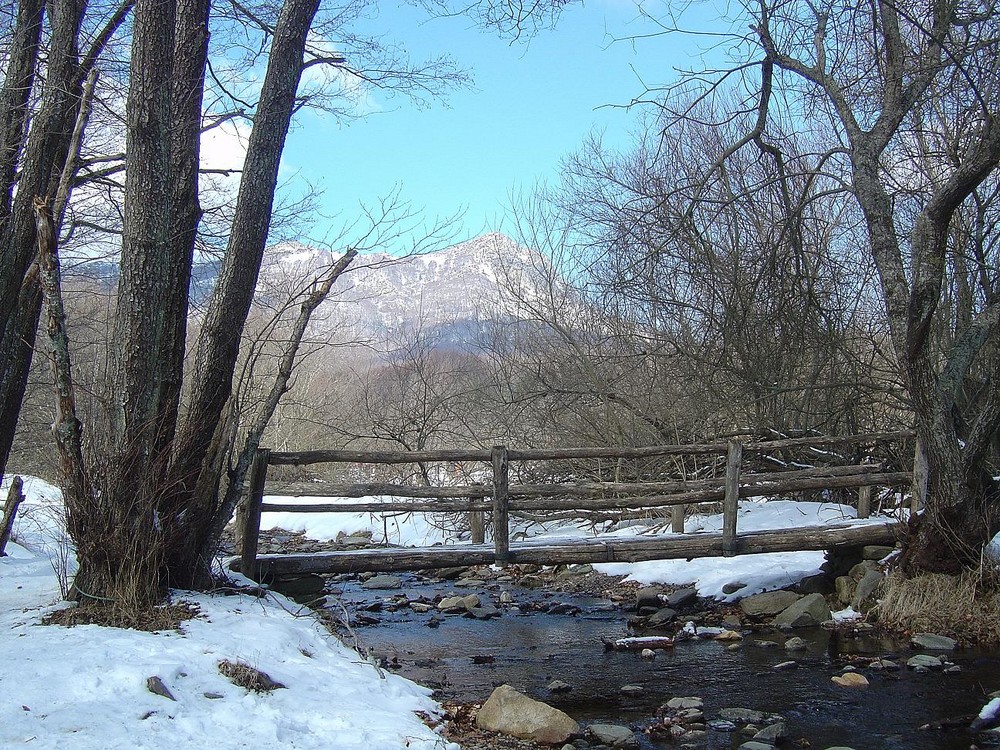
[218,659,286,692]
[875,565,1000,644]
[44,601,200,631]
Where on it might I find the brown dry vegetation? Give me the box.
[44,600,200,631]
[875,567,1000,644]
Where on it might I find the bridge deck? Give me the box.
[242,521,899,578]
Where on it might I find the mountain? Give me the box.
[259,232,547,349]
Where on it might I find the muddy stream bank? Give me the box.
[314,566,1000,750]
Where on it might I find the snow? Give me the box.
[1,476,456,750]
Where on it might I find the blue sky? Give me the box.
[281,0,725,248]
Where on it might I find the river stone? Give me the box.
[499,591,514,604]
[362,575,403,590]
[641,648,656,659]
[723,581,747,595]
[475,684,580,744]
[636,586,665,611]
[740,590,801,617]
[784,636,808,652]
[718,708,768,725]
[797,573,834,595]
[754,721,788,743]
[850,570,884,611]
[708,720,738,732]
[588,723,639,748]
[774,593,831,628]
[773,660,798,671]
[547,680,572,693]
[620,685,644,696]
[519,574,545,589]
[665,697,704,710]
[911,633,958,650]
[907,654,945,669]
[466,604,501,620]
[832,672,869,687]
[439,594,479,611]
[436,566,469,580]
[410,602,433,613]
[849,561,878,580]
[739,743,774,750]
[647,607,677,627]
[667,587,698,608]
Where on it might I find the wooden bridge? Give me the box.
[233,432,913,581]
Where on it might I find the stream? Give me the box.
[324,570,1000,750]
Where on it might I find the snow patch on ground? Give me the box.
[0,477,455,750]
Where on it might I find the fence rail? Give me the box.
[236,432,913,579]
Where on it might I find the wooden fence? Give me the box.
[235,432,913,580]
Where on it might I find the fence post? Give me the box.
[858,485,872,519]
[0,476,24,556]
[491,445,510,566]
[722,442,742,556]
[671,505,685,533]
[239,448,270,581]
[469,508,486,544]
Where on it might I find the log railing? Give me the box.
[236,432,913,579]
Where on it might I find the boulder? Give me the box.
[636,586,665,612]
[740,590,801,617]
[466,604,501,620]
[475,684,579,744]
[911,633,957,651]
[587,723,639,748]
[647,607,677,627]
[796,573,834,595]
[861,545,894,561]
[666,587,698,608]
[850,570,884,611]
[834,576,856,605]
[773,593,831,628]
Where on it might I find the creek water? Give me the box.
[327,572,1000,750]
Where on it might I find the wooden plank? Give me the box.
[246,522,900,576]
[0,476,24,556]
[722,442,742,555]
[492,445,510,565]
[240,448,269,580]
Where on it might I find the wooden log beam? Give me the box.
[257,471,911,515]
[264,431,914,467]
[239,448,269,581]
[722,442,742,555]
[264,482,492,499]
[245,522,900,576]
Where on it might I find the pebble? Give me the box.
[620,685,644,696]
[641,649,656,659]
[547,680,572,693]
[773,660,798,671]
